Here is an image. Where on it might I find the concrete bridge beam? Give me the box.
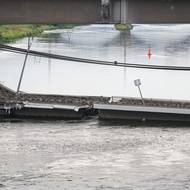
[0,0,190,24]
[0,0,102,24]
[110,0,190,24]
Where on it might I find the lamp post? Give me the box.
[134,79,145,106]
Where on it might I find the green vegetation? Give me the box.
[114,24,133,31]
[0,24,77,43]
[51,24,78,29]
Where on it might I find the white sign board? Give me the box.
[134,79,141,86]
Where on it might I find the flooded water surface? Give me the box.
[1,120,190,190]
[1,24,190,99]
[1,25,190,189]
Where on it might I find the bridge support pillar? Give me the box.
[120,0,128,23]
[111,0,129,23]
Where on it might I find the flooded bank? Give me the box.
[1,25,190,189]
[1,25,190,99]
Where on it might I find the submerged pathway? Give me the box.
[0,83,109,119]
[1,83,190,121]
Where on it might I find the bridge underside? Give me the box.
[0,0,190,24]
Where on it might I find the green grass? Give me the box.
[0,24,78,43]
[114,24,133,31]
[50,24,79,29]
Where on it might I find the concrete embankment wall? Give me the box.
[0,83,109,106]
[0,83,109,119]
[106,97,190,109]
[98,109,190,122]
[16,94,109,106]
[0,83,15,102]
[2,83,190,121]
[14,107,85,119]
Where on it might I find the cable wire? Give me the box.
[1,44,190,71]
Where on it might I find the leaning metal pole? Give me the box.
[16,36,32,93]
[138,86,145,106]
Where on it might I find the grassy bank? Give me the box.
[114,24,133,31]
[0,24,77,43]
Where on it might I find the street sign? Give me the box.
[134,79,141,86]
[134,79,145,105]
